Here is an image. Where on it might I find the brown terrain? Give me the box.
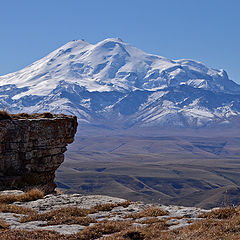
[1,189,240,240]
[56,125,240,209]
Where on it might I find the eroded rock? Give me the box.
[2,193,210,235]
[0,115,77,193]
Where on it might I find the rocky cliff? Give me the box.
[0,114,77,193]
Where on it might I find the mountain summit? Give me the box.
[0,38,240,128]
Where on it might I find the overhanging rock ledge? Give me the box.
[0,114,77,194]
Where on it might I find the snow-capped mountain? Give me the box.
[0,38,240,128]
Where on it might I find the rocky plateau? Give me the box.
[0,190,209,237]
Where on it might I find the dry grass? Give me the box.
[0,110,12,120]
[73,220,132,240]
[101,206,240,240]
[0,219,10,229]
[0,230,69,240]
[103,221,169,240]
[122,230,145,240]
[0,110,62,120]
[2,205,240,240]
[98,215,240,240]
[54,188,64,195]
[0,189,44,204]
[2,192,240,240]
[11,112,54,119]
[169,217,240,240]
[153,206,240,240]
[20,201,131,226]
[199,206,239,219]
[137,221,169,239]
[20,206,94,226]
[92,200,132,212]
[124,206,168,219]
[0,203,36,215]
[0,221,132,240]
[117,200,132,208]
[0,222,161,240]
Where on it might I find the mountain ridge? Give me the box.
[0,38,240,128]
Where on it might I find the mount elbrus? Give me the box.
[0,38,240,128]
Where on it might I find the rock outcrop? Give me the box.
[0,190,209,235]
[0,114,77,193]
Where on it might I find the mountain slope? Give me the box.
[0,38,240,127]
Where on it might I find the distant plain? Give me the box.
[56,125,240,209]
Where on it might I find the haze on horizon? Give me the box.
[0,0,240,83]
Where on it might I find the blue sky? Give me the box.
[1,0,240,83]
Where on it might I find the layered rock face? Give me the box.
[0,115,77,193]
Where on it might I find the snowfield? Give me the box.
[0,38,240,128]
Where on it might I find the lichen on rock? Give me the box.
[0,114,77,194]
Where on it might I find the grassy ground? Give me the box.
[0,202,240,239]
[56,133,240,209]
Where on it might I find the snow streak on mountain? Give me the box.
[0,38,240,128]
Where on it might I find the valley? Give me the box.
[56,127,240,209]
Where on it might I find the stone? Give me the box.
[40,224,86,235]
[0,115,77,194]
[0,190,24,195]
[15,194,127,212]
[0,191,211,236]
